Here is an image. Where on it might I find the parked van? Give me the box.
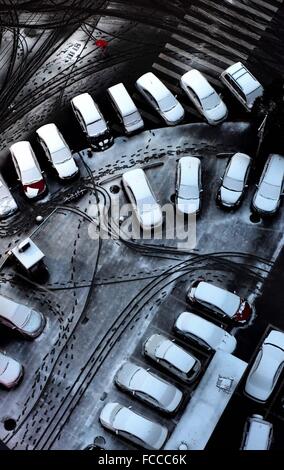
[107,83,144,134]
[71,93,113,151]
[241,415,273,450]
[0,294,45,338]
[10,141,47,199]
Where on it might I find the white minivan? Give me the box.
[220,62,263,111]
[107,83,144,134]
[71,93,113,150]
[241,415,273,450]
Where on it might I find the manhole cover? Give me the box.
[250,212,261,224]
[3,418,16,431]
[110,185,120,194]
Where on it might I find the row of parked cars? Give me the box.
[122,152,284,230]
[0,60,264,218]
[0,295,45,389]
[98,280,255,449]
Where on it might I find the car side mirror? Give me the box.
[256,184,259,188]
[200,189,204,193]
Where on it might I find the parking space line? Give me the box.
[183,15,256,50]
[177,25,248,61]
[171,33,234,66]
[198,0,268,31]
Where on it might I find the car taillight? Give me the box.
[23,179,46,194]
[234,302,252,323]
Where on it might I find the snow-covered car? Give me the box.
[241,414,273,450]
[100,402,168,450]
[115,362,183,413]
[10,141,47,199]
[36,123,79,180]
[180,69,228,125]
[220,62,263,111]
[136,72,184,125]
[187,281,253,324]
[143,334,201,383]
[122,168,163,230]
[0,351,23,389]
[107,83,144,134]
[217,152,251,208]
[174,312,237,353]
[0,175,18,219]
[252,154,284,216]
[245,330,284,402]
[0,294,45,338]
[176,156,202,215]
[71,93,113,150]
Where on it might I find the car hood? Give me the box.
[177,197,200,215]
[205,101,228,123]
[220,187,242,206]
[54,158,78,178]
[253,192,278,214]
[162,103,184,124]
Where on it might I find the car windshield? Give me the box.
[52,147,70,164]
[202,92,220,111]
[159,94,176,112]
[259,181,280,200]
[22,167,40,184]
[223,176,243,192]
[137,195,156,212]
[179,184,199,199]
[87,119,107,136]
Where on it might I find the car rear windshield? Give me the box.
[223,176,243,192]
[202,92,220,111]
[179,184,199,199]
[159,94,176,112]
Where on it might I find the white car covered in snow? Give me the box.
[10,141,47,199]
[187,280,253,324]
[0,294,45,338]
[136,72,184,125]
[0,351,23,389]
[180,69,228,125]
[115,362,183,413]
[245,330,284,402]
[176,156,202,215]
[71,92,113,150]
[122,168,163,230]
[220,62,263,111]
[0,175,18,219]
[100,402,168,450]
[174,312,237,353]
[144,333,201,383]
[37,123,79,180]
[252,154,284,216]
[217,152,251,208]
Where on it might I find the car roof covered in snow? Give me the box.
[181,69,216,100]
[108,83,138,115]
[263,154,284,187]
[136,72,171,101]
[195,282,240,318]
[36,123,67,153]
[71,93,103,125]
[223,62,262,95]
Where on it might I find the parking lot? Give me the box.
[0,0,284,453]
[0,120,283,450]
